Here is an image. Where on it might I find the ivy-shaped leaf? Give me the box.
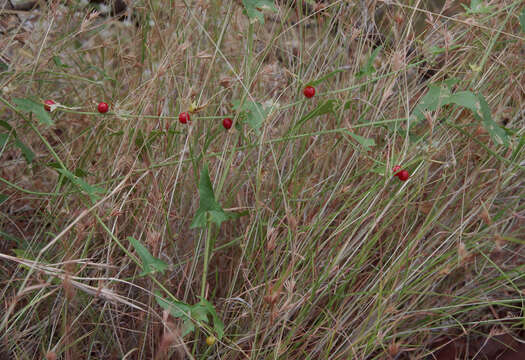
[13,98,53,125]
[191,165,238,229]
[14,139,35,164]
[232,99,270,135]
[128,236,168,276]
[154,293,225,340]
[411,83,509,147]
[198,297,225,340]
[461,0,493,14]
[0,133,9,148]
[474,94,509,147]
[292,99,339,132]
[412,85,451,120]
[242,0,277,24]
[52,55,70,68]
[412,85,478,121]
[56,168,104,203]
[155,291,191,318]
[346,131,375,151]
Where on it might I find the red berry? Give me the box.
[392,165,401,175]
[179,112,190,124]
[44,99,55,112]
[222,117,233,130]
[397,170,410,181]
[98,102,109,113]
[303,85,315,98]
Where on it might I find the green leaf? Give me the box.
[13,98,53,125]
[198,297,225,339]
[429,44,461,55]
[445,91,479,111]
[127,236,168,276]
[346,131,375,151]
[14,139,35,164]
[191,165,237,229]
[191,304,210,323]
[462,0,493,14]
[356,46,382,78]
[154,293,225,340]
[519,8,525,32]
[0,61,8,72]
[0,133,9,148]
[52,55,70,68]
[412,85,479,122]
[412,85,451,120]
[293,99,339,132]
[154,291,191,319]
[475,94,509,147]
[0,120,13,132]
[56,168,104,203]
[0,194,7,205]
[182,319,195,337]
[242,0,277,24]
[232,100,270,135]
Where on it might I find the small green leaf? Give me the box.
[520,8,525,32]
[0,194,8,205]
[52,55,70,68]
[14,139,35,164]
[13,98,53,125]
[232,100,270,135]
[0,61,8,72]
[0,120,13,132]
[445,91,479,111]
[0,133,9,148]
[127,236,168,276]
[154,291,191,319]
[293,99,339,131]
[356,46,382,78]
[242,0,277,24]
[198,297,225,340]
[154,293,225,340]
[191,165,237,229]
[56,168,104,203]
[346,131,375,151]
[191,304,210,323]
[182,319,195,337]
[429,44,461,55]
[412,85,451,120]
[462,0,493,14]
[475,94,509,147]
[412,85,479,121]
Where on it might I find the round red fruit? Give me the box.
[303,85,315,98]
[98,102,109,113]
[392,165,401,175]
[222,118,233,130]
[44,99,55,112]
[179,112,190,124]
[397,170,410,181]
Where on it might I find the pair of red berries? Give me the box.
[393,165,410,181]
[44,100,109,114]
[178,112,233,130]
